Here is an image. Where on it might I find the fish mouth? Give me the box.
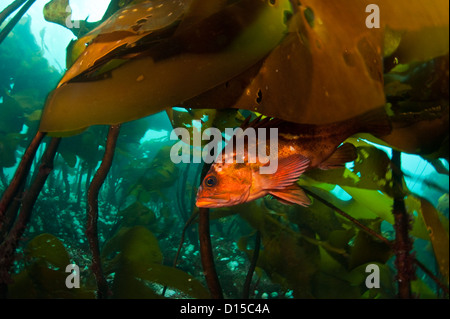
[196,197,230,208]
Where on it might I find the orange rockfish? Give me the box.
[196,108,391,208]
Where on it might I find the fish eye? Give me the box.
[204,175,218,188]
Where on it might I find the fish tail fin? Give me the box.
[357,107,392,137]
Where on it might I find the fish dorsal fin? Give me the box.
[319,143,357,170]
[263,155,310,190]
[270,184,311,206]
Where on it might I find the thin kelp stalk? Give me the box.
[61,164,70,202]
[75,163,83,207]
[85,166,93,197]
[199,207,223,299]
[303,188,391,246]
[0,0,28,26]
[391,150,415,298]
[243,231,261,299]
[0,168,7,189]
[0,131,46,230]
[180,164,191,219]
[162,210,199,297]
[0,0,36,45]
[173,211,199,268]
[0,137,60,298]
[414,259,449,295]
[175,164,189,222]
[86,125,121,299]
[198,163,223,299]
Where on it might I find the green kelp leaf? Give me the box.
[103,226,209,298]
[129,263,210,299]
[349,230,392,270]
[112,273,162,299]
[119,201,157,228]
[298,181,380,221]
[26,233,70,270]
[43,0,71,27]
[437,194,449,216]
[25,110,43,123]
[406,196,434,241]
[8,233,96,299]
[315,248,395,299]
[298,180,439,241]
[43,0,98,37]
[128,146,179,197]
[103,226,163,266]
[419,198,449,282]
[104,227,165,299]
[239,206,320,298]
[8,262,95,299]
[58,150,78,168]
[111,259,210,299]
[312,247,362,299]
[327,229,356,251]
[298,181,437,242]
[341,186,394,224]
[281,198,345,241]
[303,143,395,195]
[39,0,293,135]
[411,279,439,299]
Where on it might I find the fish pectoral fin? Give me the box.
[269,184,311,206]
[264,155,310,189]
[319,143,357,170]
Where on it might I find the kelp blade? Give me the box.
[38,0,293,135]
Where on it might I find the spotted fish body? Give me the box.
[196,108,392,208]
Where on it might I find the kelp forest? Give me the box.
[0,0,448,299]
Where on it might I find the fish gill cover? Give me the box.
[0,0,448,301]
